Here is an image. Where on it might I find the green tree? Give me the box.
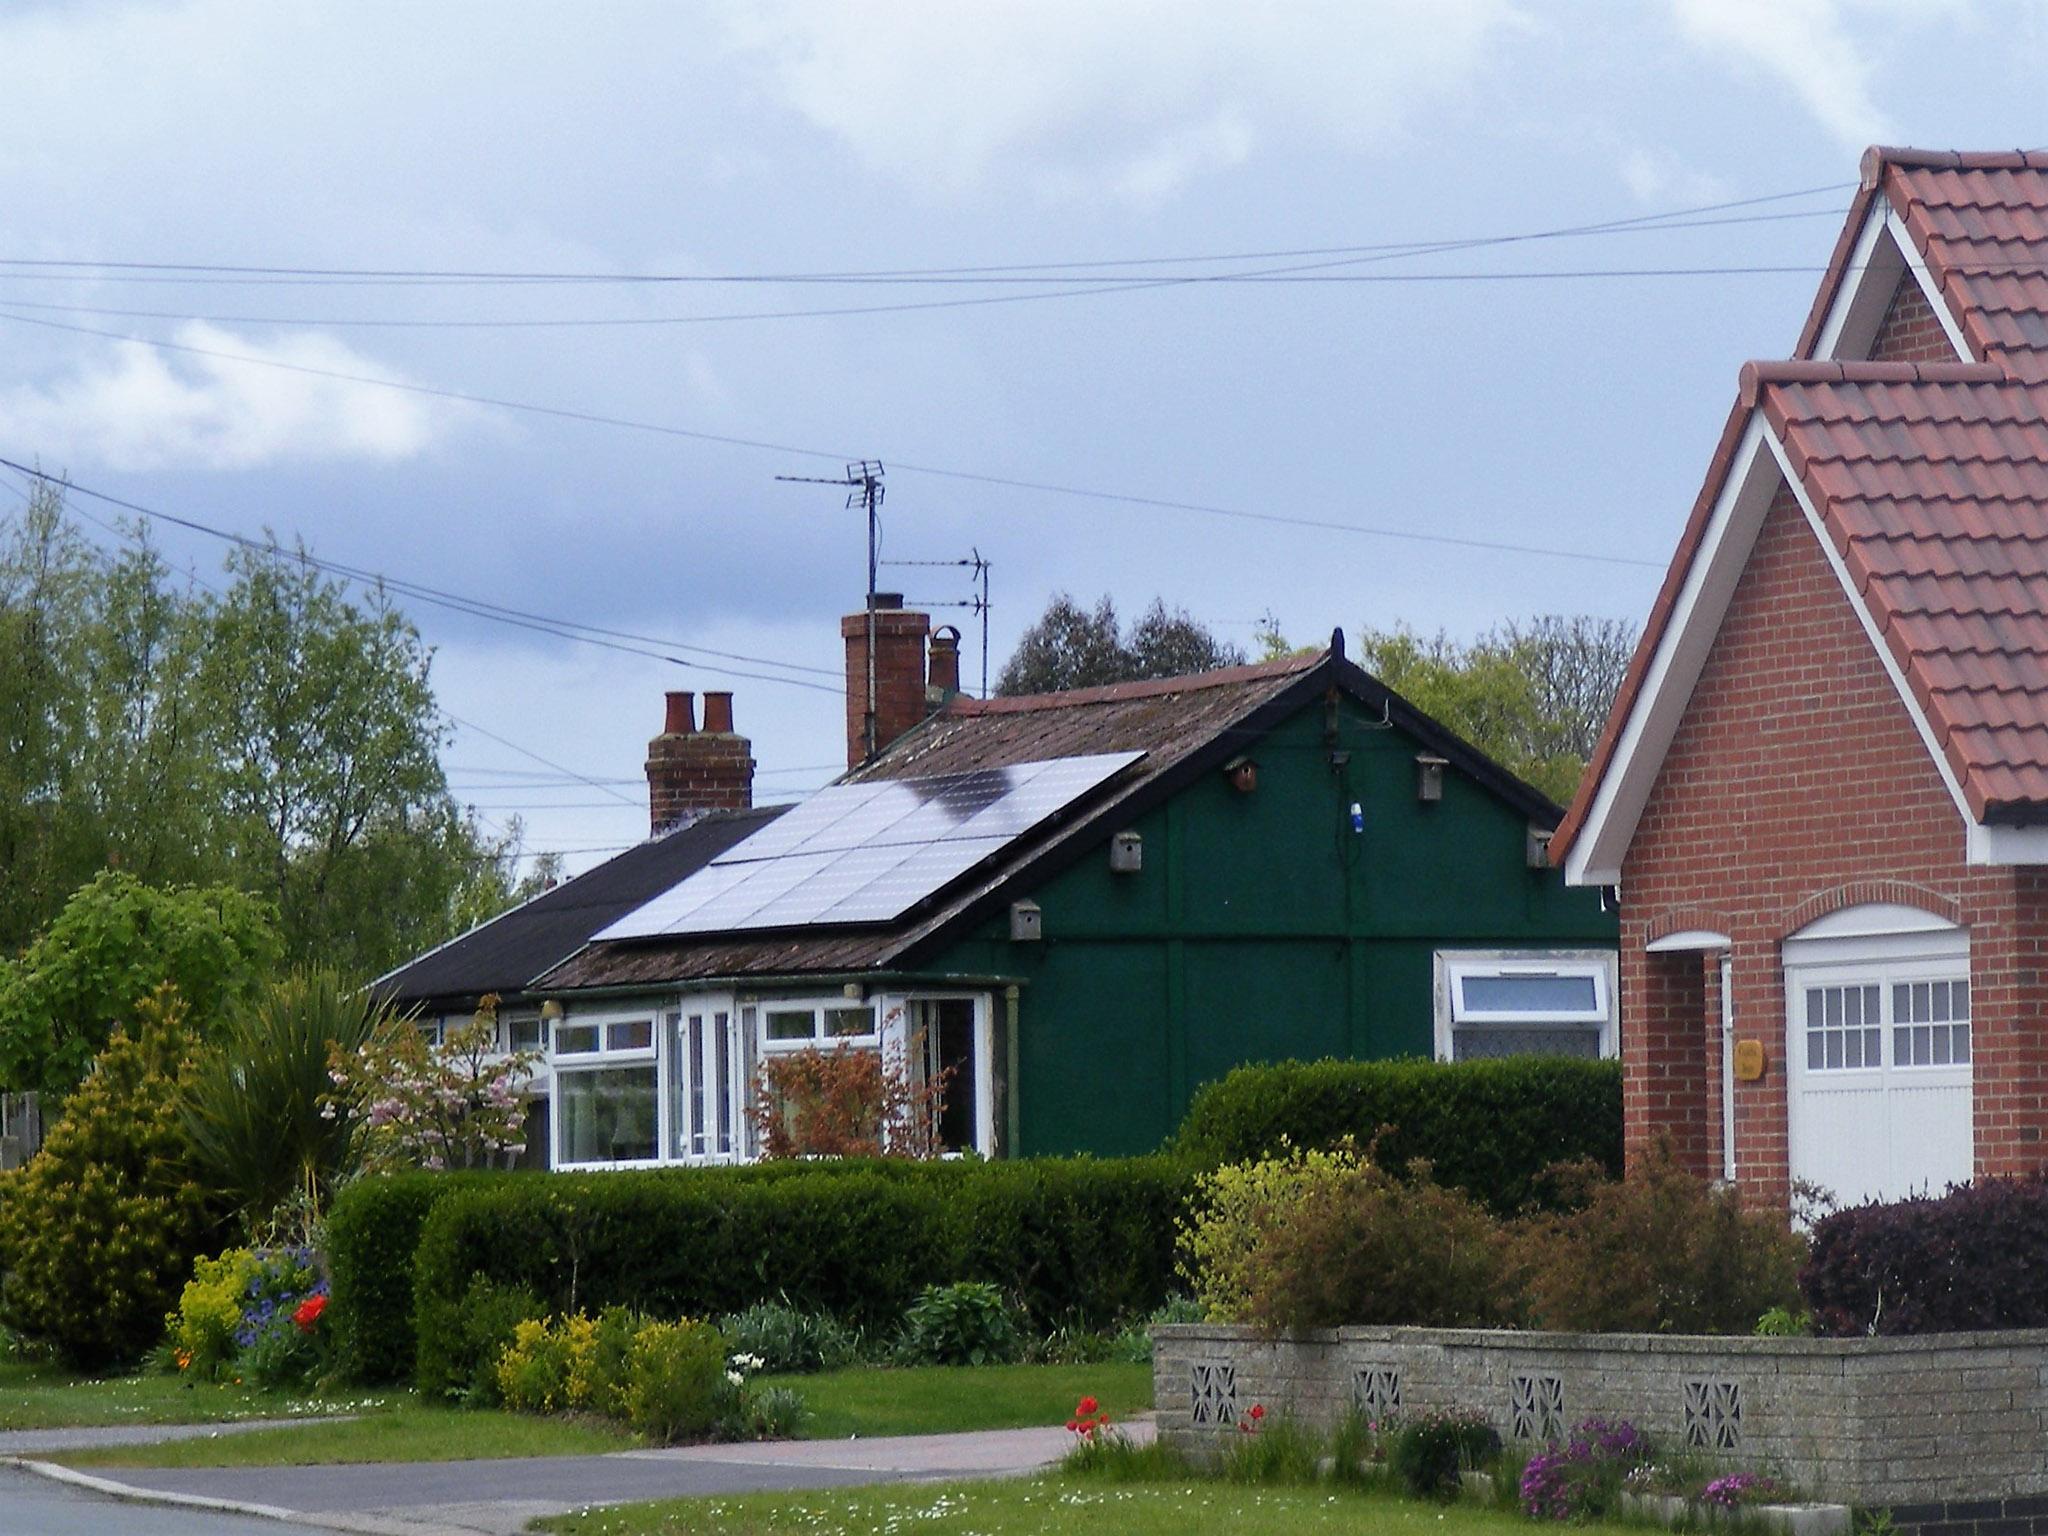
[0,871,280,1097]
[1355,615,1637,804]
[996,593,1245,695]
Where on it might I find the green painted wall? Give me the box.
[919,693,1617,1158]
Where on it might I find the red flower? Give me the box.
[293,1294,329,1333]
[1248,1403,1266,1421]
[1077,1396,1099,1416]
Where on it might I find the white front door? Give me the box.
[671,1004,743,1163]
[1783,910,1972,1207]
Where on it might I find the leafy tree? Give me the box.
[325,996,539,1172]
[0,986,216,1369]
[0,871,280,1097]
[996,593,1245,695]
[1355,615,1638,804]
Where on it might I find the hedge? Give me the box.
[1802,1175,2048,1336]
[1172,1056,1623,1215]
[325,1171,511,1383]
[403,1156,1192,1397]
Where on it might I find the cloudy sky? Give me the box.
[2,0,2040,872]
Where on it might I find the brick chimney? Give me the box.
[646,689,754,836]
[841,595,930,769]
[927,624,962,706]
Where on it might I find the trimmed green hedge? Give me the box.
[325,1171,511,1383]
[404,1157,1191,1397]
[1173,1056,1623,1214]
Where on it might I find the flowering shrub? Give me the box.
[750,1038,948,1159]
[169,1249,265,1378]
[325,995,537,1172]
[1518,1418,1651,1521]
[1388,1406,1500,1499]
[234,1246,330,1390]
[1700,1472,1781,1507]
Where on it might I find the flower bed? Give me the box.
[1153,1322,2048,1507]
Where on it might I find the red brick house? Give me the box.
[1554,147,2048,1212]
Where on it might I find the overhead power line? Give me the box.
[0,320,1665,571]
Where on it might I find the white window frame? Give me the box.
[1432,949,1619,1062]
[756,997,881,1053]
[550,1006,664,1171]
[893,990,996,1159]
[668,997,745,1165]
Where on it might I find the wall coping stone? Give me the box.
[1155,1322,2048,1357]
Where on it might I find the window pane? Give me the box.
[688,1014,707,1156]
[1450,1024,1601,1060]
[555,1022,599,1054]
[557,1066,658,1164]
[607,1019,653,1052]
[1844,1030,1864,1069]
[1931,1027,1951,1066]
[1458,973,1599,1015]
[1894,1025,1911,1065]
[507,1015,544,1051]
[715,1013,732,1155]
[826,1006,875,1038]
[1955,980,1970,1019]
[765,1009,815,1042]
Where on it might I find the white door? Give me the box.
[671,1005,742,1163]
[1784,910,1972,1207]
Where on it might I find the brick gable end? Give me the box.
[1620,483,2027,1205]
[1869,273,1956,364]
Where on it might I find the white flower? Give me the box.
[730,1352,765,1373]
[726,1370,745,1387]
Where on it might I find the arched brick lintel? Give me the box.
[1643,907,1738,946]
[1779,880,1963,939]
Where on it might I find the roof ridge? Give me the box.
[1738,358,2009,406]
[1862,146,2048,186]
[947,650,1326,715]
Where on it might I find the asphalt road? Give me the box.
[0,1463,335,1536]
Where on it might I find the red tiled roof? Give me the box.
[1557,149,2048,859]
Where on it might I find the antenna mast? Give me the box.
[880,546,992,697]
[777,460,886,757]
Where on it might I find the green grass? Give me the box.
[58,1404,634,1467]
[534,1477,1637,1536]
[762,1361,1153,1440]
[0,1356,385,1431]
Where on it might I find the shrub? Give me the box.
[324,1169,503,1383]
[1800,1174,2048,1336]
[751,1041,946,1159]
[717,1300,856,1374]
[1518,1418,1650,1521]
[1516,1147,1802,1334]
[230,1246,328,1390]
[180,969,387,1243]
[0,987,216,1369]
[168,1248,264,1377]
[497,1313,599,1414]
[623,1318,727,1443]
[1388,1407,1500,1499]
[1111,1295,1203,1363]
[1174,1057,1622,1215]
[897,1281,1020,1366]
[446,1275,545,1406]
[326,997,539,1173]
[1179,1144,1363,1322]
[1221,1411,1324,1485]
[1245,1155,1513,1331]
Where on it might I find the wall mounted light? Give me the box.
[1415,754,1448,803]
[1225,756,1258,794]
[539,999,564,1022]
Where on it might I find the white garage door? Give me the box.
[1784,905,1973,1208]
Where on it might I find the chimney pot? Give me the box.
[647,689,752,836]
[927,625,962,705]
[703,691,735,734]
[663,691,696,735]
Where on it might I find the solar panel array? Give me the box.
[597,751,1144,939]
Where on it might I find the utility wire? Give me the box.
[0,320,1666,570]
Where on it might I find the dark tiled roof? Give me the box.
[1558,147,2048,858]
[539,649,1566,992]
[372,803,789,1009]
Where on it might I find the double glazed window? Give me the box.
[760,1002,876,1049]
[1804,975,1969,1072]
[1434,951,1617,1061]
[553,1012,659,1166]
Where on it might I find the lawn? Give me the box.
[0,1356,383,1431]
[533,1478,1633,1536]
[38,1361,1151,1467]
[760,1360,1153,1440]
[59,1403,633,1467]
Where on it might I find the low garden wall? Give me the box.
[1154,1323,2048,1507]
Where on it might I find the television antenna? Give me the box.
[777,460,886,759]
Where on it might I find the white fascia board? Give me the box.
[1814,202,1905,360]
[1563,417,1778,887]
[1764,429,2048,866]
[1885,209,1976,360]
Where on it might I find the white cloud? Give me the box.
[1665,0,1901,149]
[0,323,469,472]
[1618,147,1732,208]
[725,0,1522,205]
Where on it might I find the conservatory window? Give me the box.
[551,1010,659,1167]
[758,1001,878,1051]
[1434,951,1617,1062]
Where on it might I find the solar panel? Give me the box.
[596,751,1142,939]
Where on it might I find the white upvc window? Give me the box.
[758,999,879,1051]
[1800,970,1971,1073]
[1433,950,1618,1062]
[550,1008,661,1169]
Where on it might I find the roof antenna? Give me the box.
[880,546,993,698]
[779,460,886,758]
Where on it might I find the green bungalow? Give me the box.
[376,598,1616,1168]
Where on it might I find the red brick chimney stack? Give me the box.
[646,689,754,836]
[841,594,931,770]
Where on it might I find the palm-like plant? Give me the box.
[180,969,390,1242]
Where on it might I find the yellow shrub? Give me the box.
[167,1248,261,1376]
[1179,1142,1363,1322]
[496,1312,607,1413]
